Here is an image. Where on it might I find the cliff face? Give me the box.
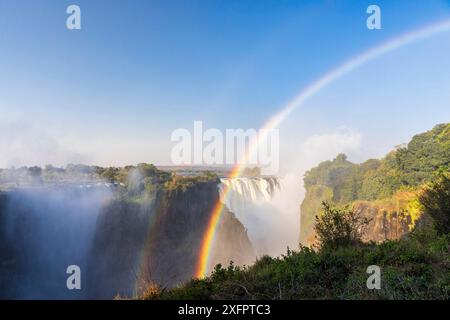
[300,188,421,246]
[86,199,154,299]
[354,191,420,243]
[299,185,333,245]
[210,208,255,269]
[87,178,254,299]
[0,193,14,298]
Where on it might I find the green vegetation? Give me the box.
[0,162,220,199]
[304,123,449,203]
[139,184,450,300]
[420,173,450,235]
[301,123,450,243]
[163,172,219,192]
[314,202,370,249]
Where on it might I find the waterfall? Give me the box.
[217,177,286,257]
[218,177,280,210]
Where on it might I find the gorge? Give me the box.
[0,170,282,299]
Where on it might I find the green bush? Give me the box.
[419,173,450,235]
[314,202,370,249]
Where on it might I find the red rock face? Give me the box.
[301,200,419,248]
[354,202,414,243]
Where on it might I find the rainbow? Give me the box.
[194,18,450,279]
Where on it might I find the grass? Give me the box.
[137,228,449,300]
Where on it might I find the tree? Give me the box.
[28,166,43,184]
[314,201,369,249]
[419,173,450,235]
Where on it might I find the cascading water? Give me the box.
[218,177,298,257]
[219,177,280,208]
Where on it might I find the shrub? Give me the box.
[419,173,450,235]
[314,201,370,249]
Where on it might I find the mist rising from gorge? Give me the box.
[0,186,112,299]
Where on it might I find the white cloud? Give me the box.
[277,124,363,176]
[0,121,87,168]
[294,126,362,174]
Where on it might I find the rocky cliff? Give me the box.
[87,176,254,298]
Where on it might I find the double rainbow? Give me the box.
[194,18,450,279]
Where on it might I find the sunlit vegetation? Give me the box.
[164,172,219,192]
[301,123,450,242]
[420,173,450,235]
[0,161,220,197]
[304,123,449,203]
[314,202,370,249]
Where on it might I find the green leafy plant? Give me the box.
[314,201,370,249]
[419,173,450,235]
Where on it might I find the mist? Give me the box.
[0,185,112,299]
[224,127,363,258]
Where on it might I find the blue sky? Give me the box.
[0,0,449,168]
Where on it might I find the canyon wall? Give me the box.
[87,178,254,298]
[0,173,254,299]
